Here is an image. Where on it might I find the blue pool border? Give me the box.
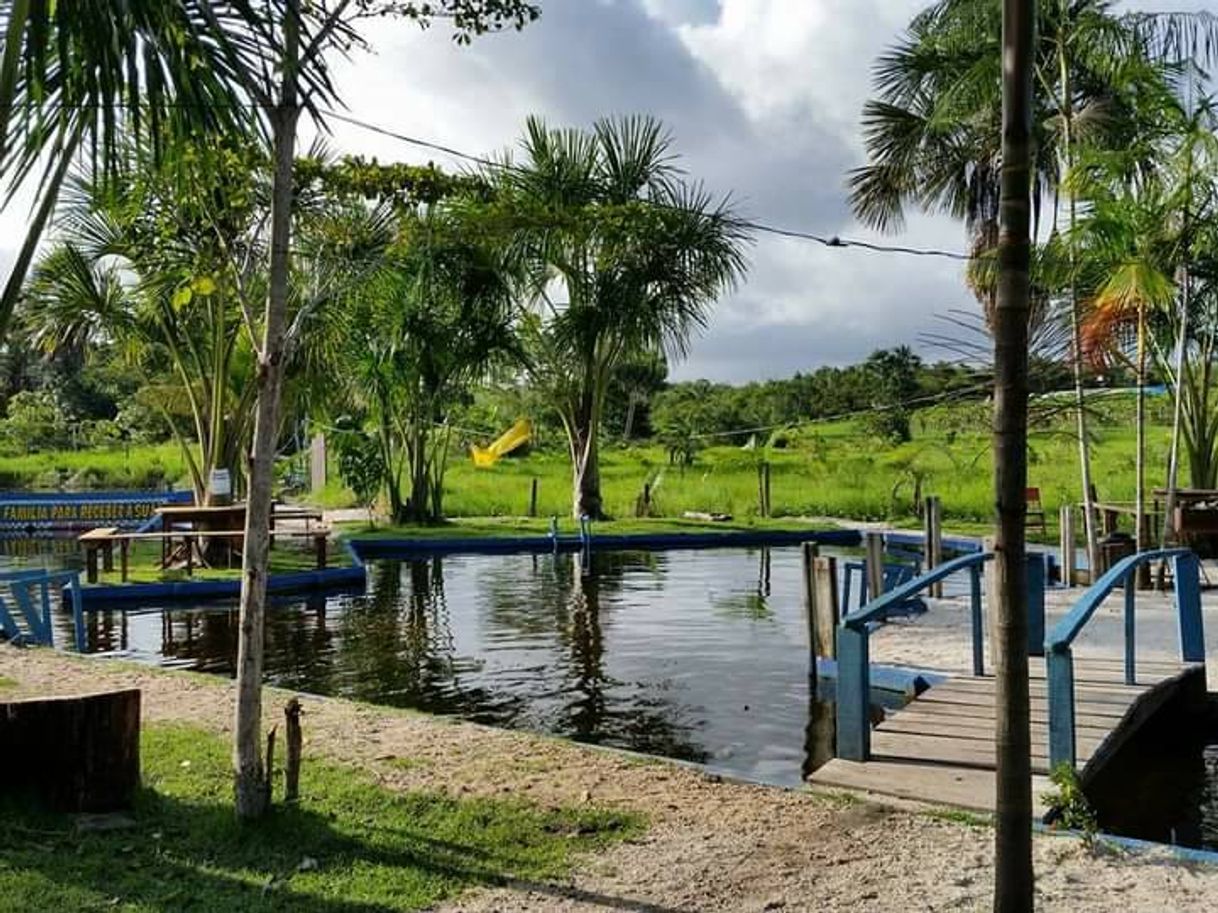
[347,527,865,560]
[71,540,367,608]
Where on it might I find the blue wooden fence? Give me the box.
[1045,548,1204,771]
[835,551,1049,762]
[0,568,83,649]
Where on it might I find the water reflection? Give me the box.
[60,546,889,785]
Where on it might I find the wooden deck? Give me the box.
[809,657,1203,814]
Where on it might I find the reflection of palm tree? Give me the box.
[478,550,708,761]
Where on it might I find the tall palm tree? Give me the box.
[492,115,750,518]
[851,0,1213,574]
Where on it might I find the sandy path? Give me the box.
[2,646,1216,913]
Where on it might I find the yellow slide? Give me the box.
[471,419,532,467]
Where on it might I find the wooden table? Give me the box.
[154,503,324,564]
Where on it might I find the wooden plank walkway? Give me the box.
[809,657,1200,814]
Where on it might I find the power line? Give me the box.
[320,109,974,262]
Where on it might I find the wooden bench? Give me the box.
[1025,487,1047,536]
[78,527,120,583]
[79,526,333,582]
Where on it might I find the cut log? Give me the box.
[0,689,140,812]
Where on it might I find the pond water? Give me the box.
[37,544,918,786]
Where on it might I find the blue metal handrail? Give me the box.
[836,550,1049,762]
[1046,548,1204,772]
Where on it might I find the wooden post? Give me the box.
[101,541,114,573]
[757,462,771,518]
[1026,554,1045,659]
[924,495,943,597]
[85,547,98,584]
[314,533,327,570]
[864,532,884,602]
[284,698,302,802]
[309,433,327,494]
[1059,504,1077,587]
[528,478,539,518]
[801,542,819,680]
[813,556,839,661]
[983,535,999,671]
[120,539,129,583]
[764,462,772,517]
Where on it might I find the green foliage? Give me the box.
[334,426,386,520]
[0,723,639,912]
[1043,763,1099,844]
[0,390,72,453]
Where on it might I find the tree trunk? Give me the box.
[993,0,1035,909]
[1135,305,1146,558]
[233,0,300,822]
[571,424,604,519]
[1057,10,1100,581]
[1163,234,1192,551]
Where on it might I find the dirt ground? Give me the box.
[3,646,1217,913]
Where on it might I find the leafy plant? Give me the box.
[1043,762,1098,846]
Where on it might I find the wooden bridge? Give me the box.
[807,547,1207,814]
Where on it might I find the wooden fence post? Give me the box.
[924,495,942,597]
[284,698,302,802]
[528,478,539,518]
[865,531,885,602]
[757,462,772,518]
[1059,504,1076,587]
[802,542,818,680]
[813,556,839,661]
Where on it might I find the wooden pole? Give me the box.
[1059,504,1076,587]
[801,542,819,681]
[529,477,539,518]
[924,495,943,597]
[813,556,839,661]
[864,531,884,602]
[764,462,772,517]
[284,698,302,803]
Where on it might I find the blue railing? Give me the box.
[835,551,1049,762]
[0,568,84,649]
[1045,548,1204,771]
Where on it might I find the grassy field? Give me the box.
[0,442,188,490]
[0,723,640,912]
[340,515,835,540]
[364,395,1171,540]
[5,395,1173,547]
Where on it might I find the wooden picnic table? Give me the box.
[153,503,325,563]
[79,524,332,583]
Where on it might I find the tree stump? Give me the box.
[0,689,140,812]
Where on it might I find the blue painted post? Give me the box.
[70,574,86,653]
[548,516,559,552]
[1047,648,1077,771]
[969,563,984,676]
[835,625,871,761]
[841,564,854,613]
[1173,551,1205,664]
[1124,567,1137,685]
[1026,554,1045,658]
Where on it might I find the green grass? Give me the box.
[324,395,1169,546]
[0,724,642,913]
[90,539,352,587]
[0,443,188,490]
[0,676,15,690]
[341,515,832,541]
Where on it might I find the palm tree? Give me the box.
[0,1,275,339]
[491,115,749,518]
[851,0,1214,575]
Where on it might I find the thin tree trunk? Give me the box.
[1135,305,1146,558]
[233,0,300,821]
[993,0,1035,909]
[1163,227,1192,552]
[1057,11,1100,580]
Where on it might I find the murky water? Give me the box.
[37,545,917,786]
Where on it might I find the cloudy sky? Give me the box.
[318,0,971,382]
[1,0,1204,383]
